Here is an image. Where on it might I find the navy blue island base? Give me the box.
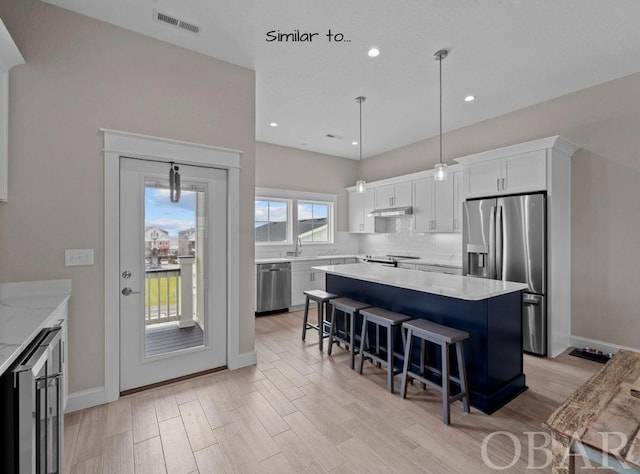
[326,273,527,415]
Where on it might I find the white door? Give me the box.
[119,157,227,391]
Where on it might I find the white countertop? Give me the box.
[313,263,527,301]
[256,254,359,264]
[0,280,71,375]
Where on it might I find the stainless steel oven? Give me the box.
[1,322,63,474]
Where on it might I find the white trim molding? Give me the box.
[0,18,25,201]
[65,386,106,413]
[102,129,245,405]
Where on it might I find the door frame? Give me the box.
[103,129,246,404]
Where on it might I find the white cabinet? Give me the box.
[465,150,546,198]
[347,188,375,233]
[413,177,454,233]
[374,181,412,208]
[503,150,547,194]
[290,259,330,306]
[0,20,25,201]
[453,170,463,233]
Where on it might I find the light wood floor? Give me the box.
[64,310,603,473]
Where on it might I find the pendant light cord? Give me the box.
[438,53,443,166]
[359,97,363,179]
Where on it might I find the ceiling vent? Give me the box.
[153,10,201,35]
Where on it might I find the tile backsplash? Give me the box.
[255,217,462,266]
[358,216,462,266]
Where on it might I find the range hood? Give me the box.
[368,206,413,217]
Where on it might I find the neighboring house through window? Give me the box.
[255,189,335,245]
[255,199,289,243]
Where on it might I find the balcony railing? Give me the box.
[144,267,181,325]
[144,257,197,327]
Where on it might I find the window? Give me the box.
[298,201,330,243]
[255,199,289,243]
[255,189,336,246]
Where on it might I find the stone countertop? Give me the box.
[0,280,71,375]
[255,254,360,264]
[313,263,527,301]
[403,259,462,269]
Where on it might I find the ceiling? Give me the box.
[43,0,640,159]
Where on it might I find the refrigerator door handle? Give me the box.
[496,205,503,280]
[488,206,496,279]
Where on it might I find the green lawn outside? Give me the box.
[145,274,179,307]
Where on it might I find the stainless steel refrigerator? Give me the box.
[463,193,547,355]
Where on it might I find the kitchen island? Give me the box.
[313,263,528,414]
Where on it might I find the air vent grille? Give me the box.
[179,21,200,34]
[156,12,179,27]
[153,10,201,35]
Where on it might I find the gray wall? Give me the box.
[0,1,256,393]
[363,73,640,350]
[255,141,358,232]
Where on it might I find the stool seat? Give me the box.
[358,307,413,393]
[327,298,371,369]
[402,319,469,344]
[301,290,338,351]
[360,307,414,326]
[400,319,470,425]
[303,289,337,302]
[331,297,371,312]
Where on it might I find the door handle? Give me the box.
[502,178,505,191]
[496,206,503,280]
[121,287,141,296]
[497,178,500,191]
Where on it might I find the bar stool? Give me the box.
[327,298,371,369]
[301,289,337,351]
[358,307,413,393]
[399,319,470,425]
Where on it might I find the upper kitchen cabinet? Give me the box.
[460,149,546,198]
[374,181,412,208]
[0,19,25,201]
[347,188,375,233]
[452,170,463,233]
[413,176,454,233]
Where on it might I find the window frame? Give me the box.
[255,188,336,246]
[296,199,333,244]
[254,197,293,245]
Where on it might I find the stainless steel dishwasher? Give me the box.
[256,262,291,314]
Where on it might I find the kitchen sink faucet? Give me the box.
[295,237,302,256]
[286,237,302,257]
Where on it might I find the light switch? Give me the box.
[65,249,94,267]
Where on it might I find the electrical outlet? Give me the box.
[65,249,94,267]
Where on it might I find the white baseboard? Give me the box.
[569,335,639,356]
[228,350,257,370]
[65,386,106,413]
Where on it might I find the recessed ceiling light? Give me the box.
[352,141,358,145]
[368,48,380,58]
[464,95,475,102]
[270,122,278,127]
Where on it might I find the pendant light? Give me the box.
[433,49,448,181]
[355,96,366,193]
